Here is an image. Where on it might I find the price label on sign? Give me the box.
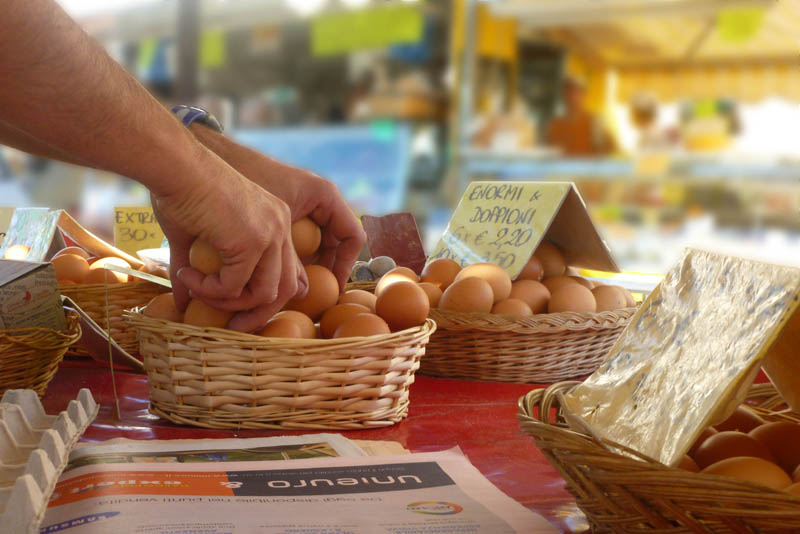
[113,206,164,256]
[429,182,572,278]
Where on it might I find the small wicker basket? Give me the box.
[125,310,436,430]
[0,309,81,396]
[60,281,167,357]
[518,381,800,534]
[421,308,636,383]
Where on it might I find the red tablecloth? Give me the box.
[42,359,588,533]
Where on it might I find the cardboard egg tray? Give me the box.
[0,388,97,534]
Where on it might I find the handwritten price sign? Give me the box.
[428,182,572,278]
[113,206,164,256]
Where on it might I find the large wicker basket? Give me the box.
[0,309,81,396]
[518,381,800,534]
[60,281,167,357]
[421,308,636,383]
[125,310,436,430]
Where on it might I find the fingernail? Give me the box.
[177,267,187,281]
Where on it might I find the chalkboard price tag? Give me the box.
[428,181,618,278]
[114,206,164,257]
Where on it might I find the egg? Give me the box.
[454,263,512,303]
[271,310,316,339]
[592,285,628,312]
[693,431,776,469]
[492,298,533,316]
[142,293,183,323]
[548,284,596,313]
[677,455,700,472]
[516,255,543,281]
[509,280,550,314]
[542,276,578,294]
[284,265,339,321]
[3,244,30,260]
[439,277,494,313]
[421,259,462,290]
[189,239,222,275]
[701,456,792,490]
[183,299,233,329]
[375,267,419,296]
[258,318,304,339]
[88,257,131,283]
[417,282,443,308]
[613,285,637,307]
[53,246,89,259]
[333,313,391,338]
[534,241,566,279]
[714,406,765,433]
[291,217,322,258]
[320,303,371,338]
[337,289,377,312]
[689,427,719,457]
[785,482,800,495]
[376,281,429,331]
[52,254,90,283]
[749,422,800,473]
[570,276,593,289]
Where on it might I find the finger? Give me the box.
[180,246,259,300]
[227,301,283,333]
[295,257,309,299]
[330,233,365,290]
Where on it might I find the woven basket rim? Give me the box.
[125,309,436,349]
[0,308,82,346]
[429,306,636,333]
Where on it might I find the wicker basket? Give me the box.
[60,281,168,357]
[125,310,436,430]
[421,308,636,383]
[0,309,81,396]
[518,381,800,534]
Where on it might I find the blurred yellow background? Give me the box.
[2,0,799,274]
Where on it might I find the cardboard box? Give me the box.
[0,260,66,332]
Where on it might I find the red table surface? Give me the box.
[42,359,589,533]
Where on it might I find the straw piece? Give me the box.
[518,381,800,534]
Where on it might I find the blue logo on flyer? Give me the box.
[407,501,464,515]
[40,512,120,532]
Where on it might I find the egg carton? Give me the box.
[0,388,97,534]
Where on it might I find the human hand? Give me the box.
[152,151,308,332]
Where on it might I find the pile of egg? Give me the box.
[677,406,800,494]
[50,246,168,285]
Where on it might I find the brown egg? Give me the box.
[149,267,170,279]
[59,280,76,286]
[439,277,494,313]
[376,281,429,331]
[88,257,131,283]
[259,318,304,339]
[509,280,550,314]
[183,299,232,329]
[689,427,719,457]
[333,313,391,338]
[418,282,443,308]
[548,284,596,313]
[143,293,183,323]
[542,276,578,294]
[454,263,512,303]
[534,241,566,279]
[613,285,636,307]
[51,254,90,283]
[189,239,222,275]
[570,276,593,289]
[3,244,30,260]
[492,298,533,316]
[677,455,699,472]
[592,285,628,312]
[375,267,419,296]
[750,422,800,473]
[337,289,377,312]
[714,406,765,433]
[284,265,339,321]
[693,431,775,469]
[701,457,792,490]
[53,246,89,259]
[517,255,543,281]
[320,303,371,338]
[271,310,316,339]
[786,482,800,495]
[421,258,462,290]
[291,217,322,258]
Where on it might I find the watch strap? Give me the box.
[171,105,223,133]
